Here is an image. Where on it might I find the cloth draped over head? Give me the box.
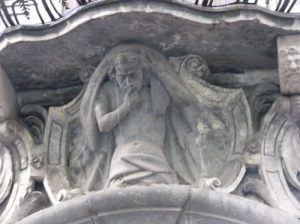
[78,44,198,190]
[80,43,195,153]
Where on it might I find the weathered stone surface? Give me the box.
[278,35,300,95]
[2,1,300,223]
[41,44,250,203]
[0,0,300,91]
[258,95,300,217]
[0,67,47,224]
[16,186,300,224]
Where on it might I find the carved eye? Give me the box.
[115,56,126,64]
[128,56,137,63]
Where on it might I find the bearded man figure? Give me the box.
[72,44,214,191]
[95,48,180,188]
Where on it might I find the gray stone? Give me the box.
[2,1,300,223]
[278,35,300,95]
[0,66,48,224]
[16,186,300,224]
[1,1,300,92]
[41,44,250,200]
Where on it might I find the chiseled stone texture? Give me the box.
[0,0,300,91]
[1,1,300,224]
[17,186,300,224]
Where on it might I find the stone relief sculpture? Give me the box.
[0,65,30,223]
[258,96,300,216]
[173,54,252,191]
[0,65,16,206]
[253,36,300,217]
[77,44,194,189]
[41,44,251,202]
[278,47,300,95]
[2,1,300,222]
[0,65,48,224]
[4,42,300,223]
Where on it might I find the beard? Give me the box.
[283,72,300,93]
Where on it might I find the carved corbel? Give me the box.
[0,65,48,224]
[258,35,300,217]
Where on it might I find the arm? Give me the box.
[95,88,140,133]
[95,99,130,133]
[145,50,196,107]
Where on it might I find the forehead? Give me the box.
[114,51,139,62]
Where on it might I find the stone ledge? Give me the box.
[16,185,300,224]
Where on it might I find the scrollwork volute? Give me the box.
[0,65,18,210]
[259,96,300,217]
[280,96,300,190]
[0,65,46,224]
[257,36,300,218]
[0,145,13,204]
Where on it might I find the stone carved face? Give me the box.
[113,51,143,91]
[279,48,300,94]
[281,48,300,75]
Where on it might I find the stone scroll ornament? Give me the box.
[0,66,30,224]
[260,96,300,217]
[278,37,300,95]
[0,65,48,224]
[42,44,252,202]
[259,36,300,218]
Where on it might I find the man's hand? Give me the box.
[123,87,141,109]
[96,88,140,133]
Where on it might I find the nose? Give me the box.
[290,61,298,72]
[125,75,131,85]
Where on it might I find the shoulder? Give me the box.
[96,81,116,108]
[100,81,115,95]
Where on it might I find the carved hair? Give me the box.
[179,54,211,81]
[107,48,151,82]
